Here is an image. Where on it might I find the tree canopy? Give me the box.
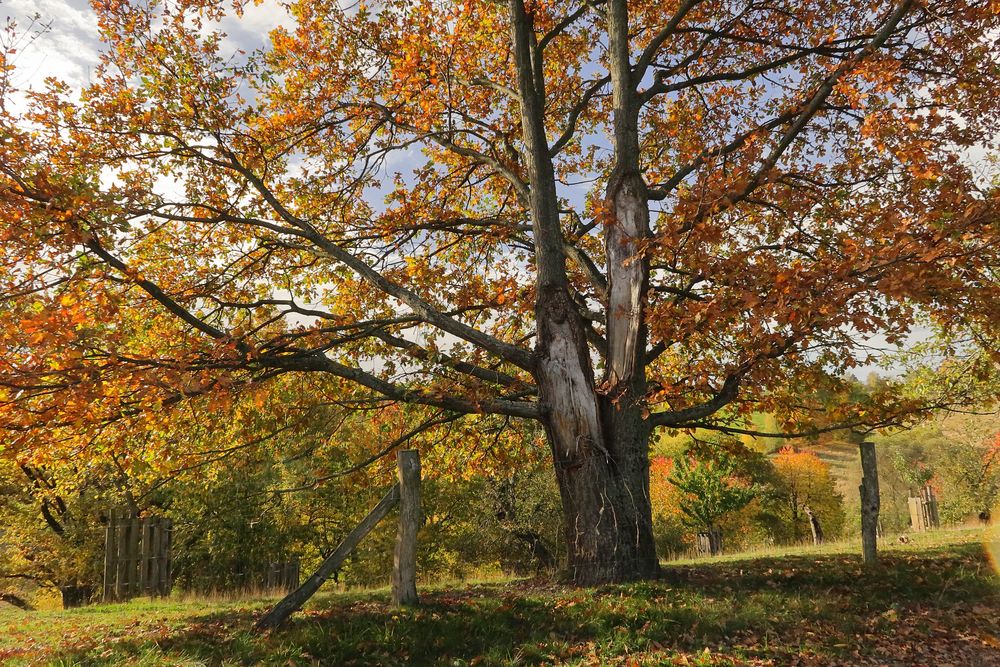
[1,0,998,581]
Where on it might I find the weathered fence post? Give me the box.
[392,449,421,606]
[859,441,880,564]
[908,484,940,532]
[161,518,173,597]
[139,520,151,594]
[114,513,129,600]
[922,485,939,528]
[148,517,161,597]
[256,484,401,630]
[103,509,117,601]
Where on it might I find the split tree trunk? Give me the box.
[508,0,659,584]
[543,400,659,584]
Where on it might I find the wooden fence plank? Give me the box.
[148,517,161,597]
[114,516,129,600]
[127,515,141,597]
[139,520,151,594]
[103,509,117,601]
[162,519,173,597]
[103,511,173,602]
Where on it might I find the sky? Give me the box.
[2,0,287,92]
[4,0,101,88]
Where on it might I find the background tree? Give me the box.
[768,447,845,544]
[648,456,690,558]
[933,413,1000,523]
[668,444,761,541]
[0,373,561,605]
[878,409,1000,526]
[0,456,133,607]
[1,0,998,582]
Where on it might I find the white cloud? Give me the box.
[3,0,100,90]
[2,0,289,94]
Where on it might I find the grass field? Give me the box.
[2,528,999,666]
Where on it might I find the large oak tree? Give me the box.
[1,0,998,582]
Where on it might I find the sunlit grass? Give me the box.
[668,525,988,565]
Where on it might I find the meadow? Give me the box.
[2,528,998,666]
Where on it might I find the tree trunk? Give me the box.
[804,505,824,545]
[543,399,658,584]
[507,0,659,584]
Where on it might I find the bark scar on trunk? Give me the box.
[604,167,650,390]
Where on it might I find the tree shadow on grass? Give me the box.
[48,543,1000,666]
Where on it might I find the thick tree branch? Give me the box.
[650,373,743,427]
[260,352,540,419]
[371,330,532,391]
[632,0,705,85]
[217,146,537,373]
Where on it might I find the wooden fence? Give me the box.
[908,485,940,532]
[696,528,723,556]
[103,510,173,601]
[262,560,301,593]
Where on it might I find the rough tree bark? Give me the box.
[391,450,420,606]
[508,0,658,585]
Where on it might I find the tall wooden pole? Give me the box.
[859,441,880,564]
[392,449,421,606]
[103,509,117,602]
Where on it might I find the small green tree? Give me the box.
[669,447,760,549]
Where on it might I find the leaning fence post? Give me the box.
[392,449,421,606]
[256,484,401,630]
[859,441,880,564]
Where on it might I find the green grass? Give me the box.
[3,528,1000,666]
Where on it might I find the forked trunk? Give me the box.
[508,0,659,584]
[532,281,659,584]
[534,288,658,581]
